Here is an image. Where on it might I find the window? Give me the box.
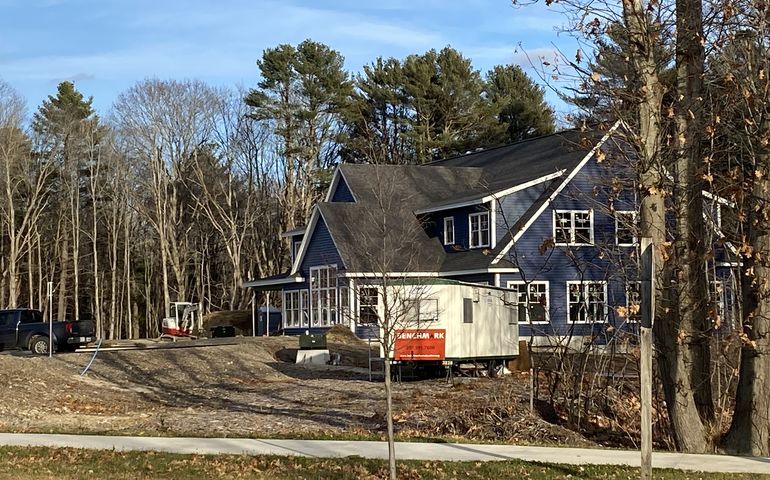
[443,217,455,245]
[359,287,379,324]
[567,281,607,323]
[469,211,490,248]
[300,290,309,326]
[293,240,302,261]
[19,310,43,324]
[283,290,301,327]
[417,299,438,323]
[625,281,641,322]
[339,286,349,324]
[507,281,549,323]
[0,311,15,327]
[615,211,637,246]
[310,265,338,326]
[463,298,474,323]
[554,210,593,245]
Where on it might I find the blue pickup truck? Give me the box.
[0,309,96,354]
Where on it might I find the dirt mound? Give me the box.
[326,324,366,345]
[203,310,252,335]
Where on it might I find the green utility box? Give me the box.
[210,325,236,338]
[299,333,326,350]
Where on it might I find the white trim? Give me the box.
[309,264,339,327]
[469,211,491,248]
[290,207,320,274]
[325,168,340,202]
[443,217,455,245]
[492,120,622,264]
[715,261,741,267]
[414,170,566,214]
[702,190,736,208]
[490,202,497,249]
[566,280,608,324]
[291,207,346,274]
[340,267,519,278]
[553,209,594,246]
[243,276,305,288]
[280,227,306,238]
[507,280,550,324]
[494,273,501,287]
[614,210,638,247]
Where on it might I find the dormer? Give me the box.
[281,226,306,263]
[326,167,356,203]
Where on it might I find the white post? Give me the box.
[265,291,271,337]
[251,290,256,337]
[47,281,53,358]
[640,237,654,480]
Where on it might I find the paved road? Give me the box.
[0,433,769,474]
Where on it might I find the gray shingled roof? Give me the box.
[431,130,597,193]
[318,202,445,273]
[316,130,600,274]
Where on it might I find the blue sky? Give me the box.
[0,0,578,119]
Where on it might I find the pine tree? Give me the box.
[485,64,556,143]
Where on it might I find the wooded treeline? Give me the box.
[0,42,555,339]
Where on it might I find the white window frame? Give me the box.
[292,240,302,262]
[506,281,550,324]
[358,286,379,325]
[566,281,607,323]
[553,210,594,246]
[625,281,641,323]
[283,290,301,327]
[309,264,338,327]
[300,290,309,327]
[469,211,490,248]
[443,217,455,245]
[615,211,638,246]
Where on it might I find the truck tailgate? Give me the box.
[71,320,95,337]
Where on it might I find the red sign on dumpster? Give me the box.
[394,329,446,361]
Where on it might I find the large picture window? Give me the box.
[554,210,593,245]
[469,211,490,248]
[310,265,338,326]
[567,281,607,323]
[283,290,301,327]
[507,281,549,323]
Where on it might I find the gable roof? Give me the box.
[292,128,614,277]
[430,129,600,194]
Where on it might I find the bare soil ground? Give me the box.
[0,327,592,447]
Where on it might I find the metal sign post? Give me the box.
[640,237,654,480]
[47,281,53,358]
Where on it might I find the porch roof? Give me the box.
[242,272,305,290]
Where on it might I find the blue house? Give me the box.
[244,125,738,345]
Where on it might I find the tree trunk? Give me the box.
[658,0,713,451]
[723,119,770,455]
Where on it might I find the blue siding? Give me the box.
[429,204,491,252]
[331,175,355,202]
[300,217,344,276]
[495,182,552,244]
[499,157,637,340]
